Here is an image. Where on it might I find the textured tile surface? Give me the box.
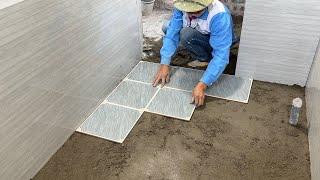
[306,41,320,180]
[167,67,203,91]
[77,103,142,143]
[168,67,252,103]
[206,75,253,103]
[0,91,98,180]
[129,61,252,103]
[0,86,63,152]
[66,73,121,101]
[236,0,320,86]
[126,61,161,83]
[146,87,195,120]
[0,0,142,179]
[106,80,158,109]
[0,0,25,10]
[0,122,74,180]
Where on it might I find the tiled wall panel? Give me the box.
[0,0,142,179]
[0,0,25,10]
[306,40,320,180]
[236,0,320,86]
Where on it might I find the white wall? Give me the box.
[236,0,320,86]
[0,0,25,10]
[0,0,142,179]
[306,39,320,180]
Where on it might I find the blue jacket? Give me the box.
[160,8,234,86]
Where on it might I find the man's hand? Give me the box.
[153,65,170,87]
[191,82,207,107]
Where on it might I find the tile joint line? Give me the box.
[105,101,143,112]
[144,86,161,109]
[124,78,152,85]
[124,78,193,93]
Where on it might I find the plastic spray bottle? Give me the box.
[289,98,303,126]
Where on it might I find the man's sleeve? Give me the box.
[160,9,184,65]
[200,12,233,86]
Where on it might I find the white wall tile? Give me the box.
[306,40,320,180]
[0,0,25,10]
[0,0,142,179]
[236,0,320,86]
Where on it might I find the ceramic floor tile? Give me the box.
[77,103,142,143]
[126,61,160,83]
[127,61,252,103]
[146,87,195,121]
[166,67,203,91]
[206,75,253,103]
[106,80,158,109]
[165,66,252,103]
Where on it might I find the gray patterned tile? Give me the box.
[126,61,161,83]
[146,87,195,121]
[106,80,158,109]
[206,75,253,103]
[166,67,203,91]
[77,103,142,143]
[130,62,253,103]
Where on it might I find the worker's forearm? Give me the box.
[200,55,228,86]
[203,12,233,86]
[160,55,171,65]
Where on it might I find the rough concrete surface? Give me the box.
[34,37,311,180]
[34,81,310,180]
[142,10,171,39]
[34,9,310,180]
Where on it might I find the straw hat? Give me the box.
[173,0,214,12]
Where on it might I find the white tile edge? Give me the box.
[76,104,143,143]
[144,109,193,121]
[136,61,253,103]
[144,87,196,121]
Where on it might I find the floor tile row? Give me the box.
[77,77,196,143]
[127,61,253,103]
[77,61,253,143]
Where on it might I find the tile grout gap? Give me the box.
[105,101,142,112]
[144,86,161,111]
[124,78,152,85]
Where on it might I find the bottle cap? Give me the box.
[292,98,303,108]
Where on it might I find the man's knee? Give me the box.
[180,27,199,46]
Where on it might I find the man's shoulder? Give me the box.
[172,8,184,16]
[208,11,232,30]
[209,1,227,14]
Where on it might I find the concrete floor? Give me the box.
[34,81,310,180]
[33,9,310,180]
